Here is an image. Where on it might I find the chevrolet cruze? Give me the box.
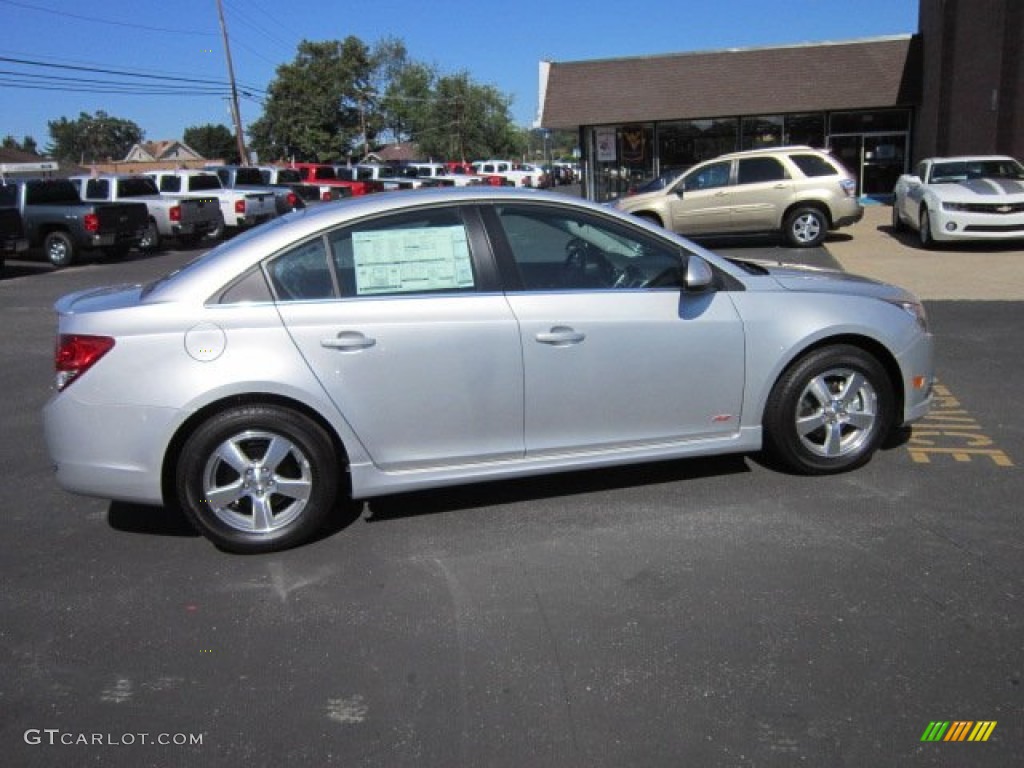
[44,188,933,553]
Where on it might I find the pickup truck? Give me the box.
[0,178,149,266]
[290,163,380,198]
[409,162,482,187]
[70,174,223,251]
[205,165,306,216]
[354,164,416,191]
[331,166,385,196]
[472,160,546,188]
[1,206,29,270]
[257,166,348,206]
[146,169,276,238]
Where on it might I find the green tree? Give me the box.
[2,134,39,154]
[249,37,375,162]
[46,111,143,163]
[183,123,237,162]
[417,73,524,161]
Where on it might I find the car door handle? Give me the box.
[535,326,585,346]
[321,331,376,351]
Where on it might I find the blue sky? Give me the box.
[1,0,918,150]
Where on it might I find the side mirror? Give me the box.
[682,254,714,292]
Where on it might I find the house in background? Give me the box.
[123,140,204,164]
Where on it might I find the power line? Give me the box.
[0,55,265,93]
[0,0,217,36]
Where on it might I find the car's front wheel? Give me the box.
[891,202,904,232]
[783,207,828,247]
[919,207,937,249]
[763,345,893,475]
[176,405,340,553]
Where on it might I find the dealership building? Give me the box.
[537,0,1023,201]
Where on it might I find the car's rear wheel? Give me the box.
[763,345,893,475]
[783,207,828,247]
[176,405,340,553]
[44,230,76,267]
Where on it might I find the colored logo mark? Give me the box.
[921,721,996,742]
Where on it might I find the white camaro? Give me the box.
[892,155,1024,248]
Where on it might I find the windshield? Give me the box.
[235,168,265,185]
[929,159,1024,183]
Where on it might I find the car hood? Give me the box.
[55,284,144,315]
[763,264,918,302]
[929,178,1024,200]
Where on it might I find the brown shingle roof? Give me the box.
[540,36,920,129]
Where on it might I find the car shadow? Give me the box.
[364,454,751,524]
[107,501,200,538]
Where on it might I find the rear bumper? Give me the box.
[43,394,180,506]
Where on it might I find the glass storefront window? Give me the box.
[590,124,654,201]
[741,115,783,150]
[784,113,826,147]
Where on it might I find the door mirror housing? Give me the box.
[682,254,714,292]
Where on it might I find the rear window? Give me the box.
[789,154,841,177]
[117,177,159,197]
[235,168,264,185]
[25,180,81,204]
[187,175,221,192]
[275,169,301,184]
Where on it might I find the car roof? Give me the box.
[924,155,1018,163]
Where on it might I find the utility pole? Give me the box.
[216,0,249,165]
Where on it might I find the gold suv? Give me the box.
[613,146,863,247]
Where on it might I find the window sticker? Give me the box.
[352,225,474,295]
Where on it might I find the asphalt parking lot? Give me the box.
[1,220,1021,766]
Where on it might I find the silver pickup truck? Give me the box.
[147,170,276,239]
[71,174,224,250]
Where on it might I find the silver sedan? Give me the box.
[43,188,935,553]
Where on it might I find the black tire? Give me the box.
[205,221,225,241]
[763,345,893,475]
[918,207,938,249]
[175,405,340,553]
[891,203,904,232]
[44,230,76,267]
[783,206,828,248]
[138,221,161,253]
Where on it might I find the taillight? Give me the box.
[83,213,99,233]
[169,205,181,222]
[55,334,115,391]
[235,199,246,214]
[286,192,298,208]
[322,190,331,202]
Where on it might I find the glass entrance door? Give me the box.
[862,134,907,197]
[828,133,909,197]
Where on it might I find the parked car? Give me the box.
[0,177,149,266]
[612,146,863,247]
[891,155,1024,248]
[330,166,385,196]
[43,187,934,553]
[71,174,223,251]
